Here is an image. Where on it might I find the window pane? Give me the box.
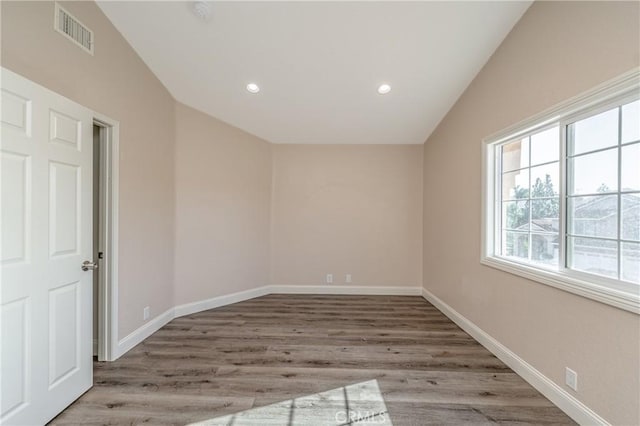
[569,107,619,155]
[531,163,559,198]
[502,138,529,172]
[622,100,640,144]
[530,127,559,165]
[503,231,529,260]
[568,195,618,239]
[531,233,559,266]
[503,201,529,230]
[532,199,560,232]
[568,236,617,279]
[622,242,640,283]
[622,194,640,242]
[621,143,640,191]
[502,169,529,200]
[569,148,618,195]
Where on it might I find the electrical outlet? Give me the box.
[326,274,333,284]
[565,367,578,391]
[345,274,352,283]
[143,306,150,321]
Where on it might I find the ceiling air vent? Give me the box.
[54,3,94,55]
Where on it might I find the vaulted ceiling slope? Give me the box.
[98,1,531,145]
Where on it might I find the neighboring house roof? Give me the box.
[573,192,640,220]
[515,219,558,234]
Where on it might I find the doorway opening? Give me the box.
[92,117,119,362]
[93,124,100,357]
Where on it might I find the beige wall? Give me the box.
[174,103,271,305]
[1,1,176,338]
[422,2,640,424]
[271,144,423,287]
[0,0,422,338]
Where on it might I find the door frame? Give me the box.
[92,113,119,362]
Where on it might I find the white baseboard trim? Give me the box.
[270,285,422,296]
[174,286,271,318]
[114,284,420,359]
[421,288,609,426]
[116,306,174,359]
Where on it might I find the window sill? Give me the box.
[480,256,640,314]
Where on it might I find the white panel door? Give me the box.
[1,68,93,425]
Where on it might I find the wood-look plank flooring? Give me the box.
[50,295,574,425]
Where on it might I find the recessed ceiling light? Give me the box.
[246,83,260,94]
[377,84,391,95]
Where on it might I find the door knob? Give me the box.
[81,261,98,271]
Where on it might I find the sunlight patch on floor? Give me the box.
[186,379,392,426]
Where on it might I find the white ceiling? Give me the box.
[97,1,531,145]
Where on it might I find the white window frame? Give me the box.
[482,69,640,314]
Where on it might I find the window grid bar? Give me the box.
[533,232,560,237]
[528,137,533,261]
[531,195,561,201]
[560,123,569,271]
[568,190,640,198]
[496,146,504,257]
[503,196,559,203]
[504,230,559,237]
[568,143,618,159]
[504,230,528,235]
[567,234,640,244]
[617,105,623,280]
[567,138,640,159]
[621,139,640,147]
[502,158,560,174]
